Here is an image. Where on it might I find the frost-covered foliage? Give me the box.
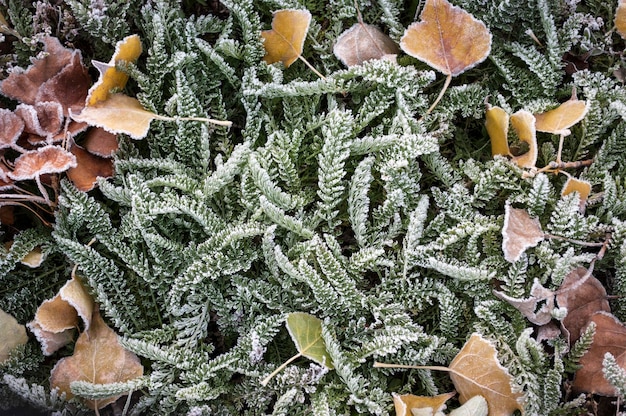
[1,0,626,414]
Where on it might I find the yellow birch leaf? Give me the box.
[616,0,626,40]
[510,110,538,169]
[448,395,488,416]
[49,310,144,409]
[392,391,455,416]
[400,0,491,77]
[485,105,511,157]
[534,93,589,136]
[0,309,28,363]
[561,177,591,212]
[449,333,524,416]
[262,9,311,68]
[86,34,142,106]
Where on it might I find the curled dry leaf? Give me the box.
[494,279,555,325]
[261,9,311,68]
[502,204,545,263]
[393,391,455,416]
[616,0,626,40]
[15,102,64,139]
[83,127,118,158]
[87,34,142,106]
[334,22,400,67]
[573,311,626,396]
[0,108,24,149]
[0,308,28,363]
[28,276,94,355]
[485,105,510,157]
[534,92,589,136]
[400,0,491,77]
[50,309,144,409]
[9,146,77,181]
[67,138,114,192]
[556,267,610,344]
[448,395,488,416]
[449,333,524,416]
[561,177,591,212]
[510,110,538,169]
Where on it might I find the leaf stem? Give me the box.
[261,352,302,386]
[426,73,452,115]
[298,56,326,80]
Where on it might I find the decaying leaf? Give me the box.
[262,9,311,68]
[510,110,538,169]
[50,309,144,409]
[485,105,511,157]
[502,204,545,263]
[334,21,399,67]
[20,245,44,267]
[534,92,589,136]
[393,391,455,416]
[15,102,64,139]
[556,267,610,343]
[0,109,24,150]
[561,177,591,212]
[67,138,114,192]
[449,333,524,416]
[494,279,555,325]
[573,311,626,396]
[9,146,77,181]
[615,0,626,40]
[28,276,94,355]
[82,127,118,158]
[261,312,333,386]
[86,34,142,106]
[0,308,28,363]
[400,0,491,76]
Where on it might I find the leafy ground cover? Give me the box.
[1,0,626,414]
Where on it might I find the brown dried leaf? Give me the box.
[86,34,142,106]
[392,391,455,416]
[0,108,24,149]
[616,0,626,40]
[510,110,537,169]
[67,138,114,192]
[573,311,626,396]
[494,279,555,325]
[534,92,589,136]
[37,51,91,116]
[502,204,544,263]
[9,145,77,180]
[449,333,524,416]
[261,9,311,68]
[49,309,144,409]
[0,308,28,363]
[15,102,64,138]
[83,128,118,158]
[399,0,491,76]
[556,267,610,343]
[334,23,399,67]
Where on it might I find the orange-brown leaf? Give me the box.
[392,391,455,416]
[262,9,311,68]
[485,105,510,157]
[449,333,524,416]
[534,94,588,136]
[573,311,626,396]
[9,146,77,180]
[67,138,114,192]
[49,310,144,409]
[510,110,537,169]
[86,34,142,106]
[400,0,491,76]
[616,0,626,40]
[502,204,544,263]
[334,23,399,67]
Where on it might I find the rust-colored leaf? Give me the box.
[49,309,144,409]
[534,92,589,136]
[261,9,311,68]
[510,110,537,169]
[556,267,610,344]
[494,279,555,325]
[67,138,114,192]
[0,108,24,149]
[502,204,545,263]
[15,102,64,139]
[392,391,455,416]
[334,22,399,67]
[86,34,142,106]
[616,0,626,40]
[573,311,626,396]
[449,333,524,416]
[9,145,77,180]
[399,0,491,77]
[485,105,510,157]
[83,128,118,158]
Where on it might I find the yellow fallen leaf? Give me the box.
[393,391,455,416]
[561,176,591,212]
[510,110,538,169]
[49,309,144,409]
[485,105,511,157]
[616,0,626,40]
[262,9,311,68]
[73,93,232,139]
[0,308,28,363]
[534,93,588,136]
[87,34,142,106]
